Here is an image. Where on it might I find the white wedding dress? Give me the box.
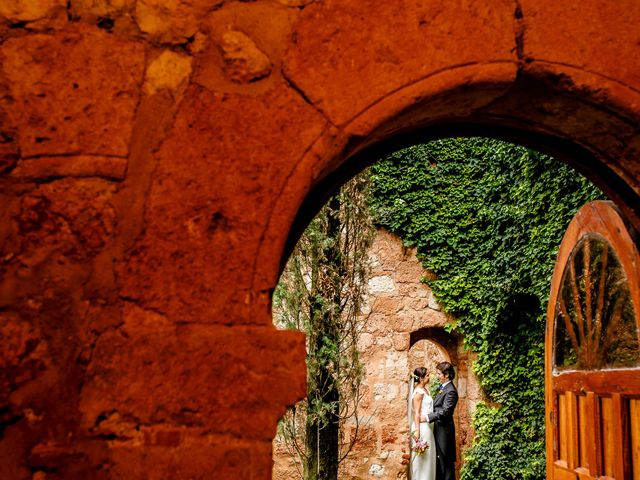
[410,386,437,480]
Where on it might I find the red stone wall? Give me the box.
[273,230,483,479]
[1,1,639,478]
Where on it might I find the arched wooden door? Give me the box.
[546,201,640,480]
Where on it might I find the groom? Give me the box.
[427,361,458,480]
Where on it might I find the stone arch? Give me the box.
[254,83,640,291]
[409,336,451,374]
[252,6,640,477]
[251,2,640,291]
[410,327,459,364]
[409,327,480,472]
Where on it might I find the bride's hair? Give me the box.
[413,367,428,384]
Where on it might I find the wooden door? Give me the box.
[546,201,640,480]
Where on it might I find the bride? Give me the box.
[409,367,437,480]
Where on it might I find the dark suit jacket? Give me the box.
[427,382,458,463]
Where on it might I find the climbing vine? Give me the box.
[274,172,375,480]
[369,138,604,480]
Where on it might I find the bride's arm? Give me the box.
[412,390,423,439]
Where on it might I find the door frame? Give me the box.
[545,200,640,479]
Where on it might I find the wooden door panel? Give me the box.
[553,370,640,394]
[566,392,579,470]
[578,395,588,469]
[611,394,629,480]
[574,467,594,480]
[553,465,577,480]
[558,394,569,463]
[600,396,616,478]
[577,393,599,475]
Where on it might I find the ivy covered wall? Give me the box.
[370,138,604,479]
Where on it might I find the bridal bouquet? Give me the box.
[412,438,429,455]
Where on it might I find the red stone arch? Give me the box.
[254,80,640,292]
[251,4,640,475]
[410,327,459,364]
[250,4,640,296]
[409,327,473,477]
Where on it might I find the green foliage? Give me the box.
[370,138,604,479]
[274,172,375,479]
[428,376,443,398]
[462,403,546,480]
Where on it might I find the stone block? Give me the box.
[192,1,296,99]
[368,275,396,294]
[375,295,404,315]
[14,179,118,265]
[108,439,270,479]
[1,26,144,158]
[219,30,272,84]
[119,83,326,323]
[376,335,392,350]
[134,0,223,43]
[381,424,401,445]
[522,0,640,93]
[392,332,410,351]
[365,316,383,334]
[143,50,192,97]
[457,377,467,398]
[406,296,429,311]
[369,463,385,476]
[395,316,416,333]
[0,0,65,23]
[419,309,449,328]
[283,0,516,126]
[10,156,127,180]
[80,304,307,440]
[414,287,429,299]
[360,297,372,315]
[368,251,382,270]
[386,384,398,401]
[394,261,423,283]
[358,332,374,350]
[373,383,385,401]
[384,353,401,377]
[69,0,133,20]
[427,290,441,310]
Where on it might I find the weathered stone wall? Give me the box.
[273,230,483,479]
[1,1,640,478]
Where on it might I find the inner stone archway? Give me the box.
[272,229,485,479]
